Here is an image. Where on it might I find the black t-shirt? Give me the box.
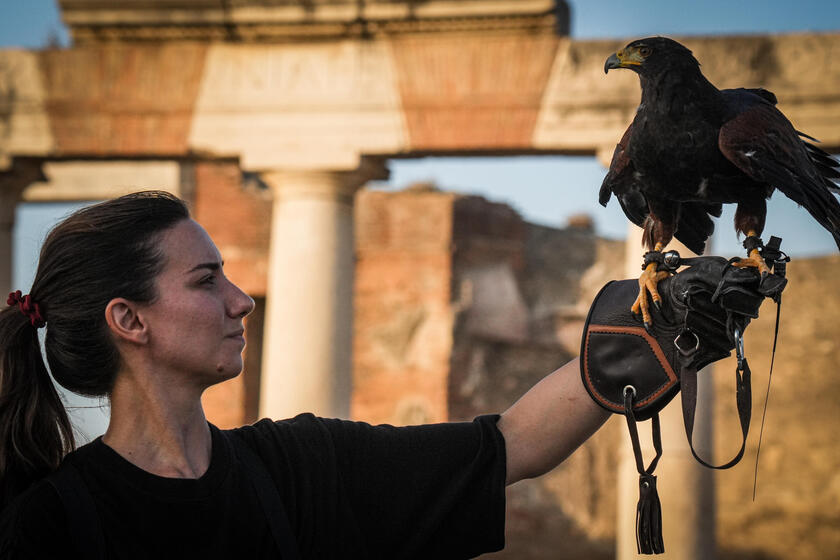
[0,413,506,559]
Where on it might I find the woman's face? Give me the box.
[140,219,255,386]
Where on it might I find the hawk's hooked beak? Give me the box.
[604,48,644,73]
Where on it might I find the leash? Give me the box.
[751,237,788,500]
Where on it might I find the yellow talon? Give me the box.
[733,232,771,275]
[632,262,671,327]
[632,243,672,328]
[732,248,771,275]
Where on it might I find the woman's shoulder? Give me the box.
[0,477,69,557]
[0,438,106,556]
[229,413,334,444]
[225,413,337,461]
[2,477,64,519]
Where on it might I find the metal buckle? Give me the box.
[734,328,745,370]
[674,329,700,357]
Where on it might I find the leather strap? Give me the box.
[623,388,665,554]
[624,393,663,476]
[680,358,752,470]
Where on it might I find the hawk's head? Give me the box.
[604,37,699,76]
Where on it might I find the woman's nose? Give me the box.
[228,280,255,318]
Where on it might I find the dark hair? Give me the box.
[0,190,189,508]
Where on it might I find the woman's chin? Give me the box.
[211,360,243,381]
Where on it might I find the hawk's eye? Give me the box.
[639,46,652,57]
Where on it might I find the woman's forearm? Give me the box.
[497,357,611,485]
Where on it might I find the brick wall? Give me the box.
[353,185,458,425]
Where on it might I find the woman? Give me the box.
[0,191,610,558]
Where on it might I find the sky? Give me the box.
[1,0,839,436]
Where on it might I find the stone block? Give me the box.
[391,32,559,150]
[188,42,407,170]
[38,44,207,155]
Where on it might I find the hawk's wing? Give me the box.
[718,89,840,249]
[600,123,649,229]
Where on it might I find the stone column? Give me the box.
[617,225,716,559]
[0,195,15,299]
[259,159,388,420]
[0,160,45,297]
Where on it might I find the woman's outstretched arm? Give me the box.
[498,357,610,485]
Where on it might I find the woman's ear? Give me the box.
[105,298,148,345]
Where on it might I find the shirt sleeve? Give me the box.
[239,414,507,560]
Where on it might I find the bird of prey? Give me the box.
[601,36,840,326]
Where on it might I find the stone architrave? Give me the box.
[58,0,562,43]
[617,225,716,559]
[259,159,388,420]
[188,42,408,171]
[0,51,55,169]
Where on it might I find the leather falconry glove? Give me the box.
[580,240,788,555]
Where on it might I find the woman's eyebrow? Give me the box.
[187,261,224,273]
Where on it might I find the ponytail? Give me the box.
[0,305,74,509]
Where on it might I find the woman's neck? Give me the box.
[103,370,212,479]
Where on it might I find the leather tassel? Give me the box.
[636,473,664,554]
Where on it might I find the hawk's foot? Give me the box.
[733,235,771,276]
[631,261,672,330]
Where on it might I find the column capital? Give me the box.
[260,157,389,204]
[0,158,46,225]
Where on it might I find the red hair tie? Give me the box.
[6,290,46,329]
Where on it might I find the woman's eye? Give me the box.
[200,275,216,286]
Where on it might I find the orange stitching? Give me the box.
[583,324,678,411]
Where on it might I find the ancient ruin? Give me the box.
[2,1,839,557]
